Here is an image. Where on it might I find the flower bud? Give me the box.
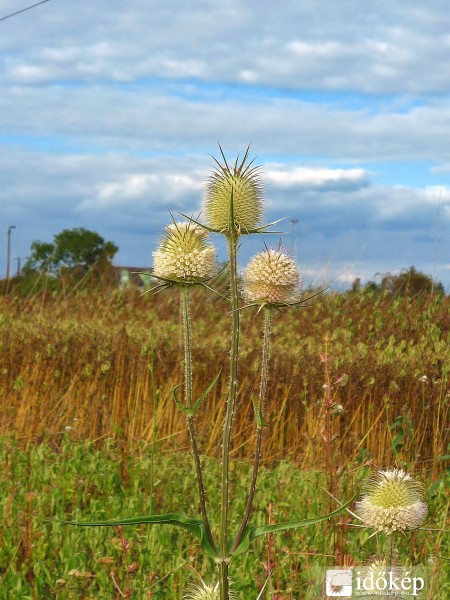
[356,469,428,534]
[152,221,216,283]
[241,248,303,305]
[203,149,264,233]
[183,581,237,600]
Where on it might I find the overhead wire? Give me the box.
[0,0,52,23]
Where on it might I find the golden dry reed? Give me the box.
[0,287,448,475]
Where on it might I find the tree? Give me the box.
[363,266,445,297]
[25,228,118,273]
[26,241,55,273]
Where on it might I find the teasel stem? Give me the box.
[219,232,240,599]
[146,334,158,550]
[181,286,193,409]
[259,306,272,418]
[388,531,395,570]
[231,306,272,554]
[180,286,216,554]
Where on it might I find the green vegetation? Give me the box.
[0,437,447,599]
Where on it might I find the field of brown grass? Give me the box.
[1,287,448,476]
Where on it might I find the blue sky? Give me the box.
[1,0,449,289]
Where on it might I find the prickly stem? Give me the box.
[219,232,240,598]
[180,286,216,553]
[231,306,272,553]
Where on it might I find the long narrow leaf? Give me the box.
[192,369,221,414]
[230,494,357,556]
[62,512,217,557]
[177,212,217,233]
[172,384,189,415]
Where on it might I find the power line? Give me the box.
[0,0,52,23]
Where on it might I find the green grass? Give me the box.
[0,436,448,599]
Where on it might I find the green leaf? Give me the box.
[230,494,357,556]
[173,372,221,417]
[192,370,221,414]
[244,218,286,235]
[172,384,189,415]
[251,396,266,428]
[177,212,217,234]
[62,512,217,557]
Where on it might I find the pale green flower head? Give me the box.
[153,221,216,283]
[356,468,428,535]
[203,146,264,234]
[183,580,237,600]
[368,553,398,570]
[242,248,303,306]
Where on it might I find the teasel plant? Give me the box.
[61,146,355,600]
[356,468,429,570]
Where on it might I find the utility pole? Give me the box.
[5,225,16,293]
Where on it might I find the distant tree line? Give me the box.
[2,228,447,297]
[351,266,445,297]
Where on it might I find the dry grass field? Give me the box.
[0,287,448,472]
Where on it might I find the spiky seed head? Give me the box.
[356,469,428,534]
[152,221,216,283]
[183,581,237,600]
[368,553,399,570]
[241,248,303,305]
[203,148,264,233]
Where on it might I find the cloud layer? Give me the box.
[3,1,450,94]
[0,1,449,288]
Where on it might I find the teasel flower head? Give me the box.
[356,469,428,535]
[183,580,237,600]
[241,248,303,306]
[203,145,264,234]
[367,552,399,571]
[152,221,216,283]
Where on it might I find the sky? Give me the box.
[1,0,450,290]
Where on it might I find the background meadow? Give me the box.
[0,286,448,598]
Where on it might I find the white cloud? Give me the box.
[265,166,369,190]
[424,185,450,203]
[81,172,203,210]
